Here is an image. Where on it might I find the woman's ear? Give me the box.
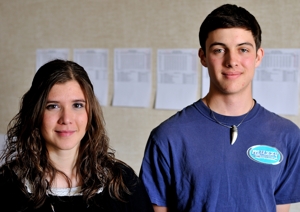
[199,48,207,67]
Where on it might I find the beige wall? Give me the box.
[1,0,300,210]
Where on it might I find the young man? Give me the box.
[140,4,300,212]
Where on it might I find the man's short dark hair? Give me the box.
[199,4,262,54]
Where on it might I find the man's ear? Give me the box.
[199,48,207,67]
[255,47,264,68]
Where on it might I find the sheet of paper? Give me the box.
[155,49,198,110]
[201,66,209,98]
[0,134,5,164]
[36,48,69,70]
[73,49,109,106]
[253,49,300,115]
[113,48,152,108]
[0,134,6,152]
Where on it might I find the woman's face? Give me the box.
[41,80,88,155]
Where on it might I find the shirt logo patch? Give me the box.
[247,145,283,165]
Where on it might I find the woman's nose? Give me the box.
[58,109,72,124]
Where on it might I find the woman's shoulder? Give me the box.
[0,164,31,211]
[0,163,23,194]
[105,161,154,211]
[0,164,16,182]
[113,161,138,188]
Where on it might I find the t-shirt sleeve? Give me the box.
[275,128,300,204]
[139,133,172,207]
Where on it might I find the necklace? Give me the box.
[207,101,254,145]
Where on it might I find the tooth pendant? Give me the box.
[231,125,238,145]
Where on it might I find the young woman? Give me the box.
[0,59,153,211]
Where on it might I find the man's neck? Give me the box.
[202,93,254,116]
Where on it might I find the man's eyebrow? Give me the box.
[209,42,225,49]
[209,42,254,49]
[237,42,254,47]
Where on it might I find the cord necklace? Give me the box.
[207,100,254,145]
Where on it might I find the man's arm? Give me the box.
[154,204,290,212]
[153,205,169,212]
[276,204,290,212]
[153,203,291,211]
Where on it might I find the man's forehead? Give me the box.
[206,28,256,47]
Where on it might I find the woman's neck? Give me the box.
[48,150,81,188]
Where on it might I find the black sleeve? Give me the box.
[0,166,32,212]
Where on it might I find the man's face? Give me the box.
[199,28,263,96]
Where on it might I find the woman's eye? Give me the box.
[73,103,84,108]
[46,104,59,110]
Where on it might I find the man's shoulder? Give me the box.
[257,103,300,133]
[155,101,202,129]
[149,101,205,143]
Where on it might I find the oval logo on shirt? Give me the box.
[247,145,283,165]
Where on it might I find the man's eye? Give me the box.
[213,49,224,54]
[241,48,249,53]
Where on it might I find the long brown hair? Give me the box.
[1,59,130,208]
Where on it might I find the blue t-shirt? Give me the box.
[140,100,300,212]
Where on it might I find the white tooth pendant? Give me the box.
[231,125,238,145]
